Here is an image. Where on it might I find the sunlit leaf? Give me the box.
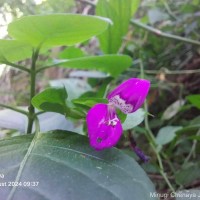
[0,40,32,63]
[59,47,86,59]
[8,14,111,48]
[96,0,140,53]
[54,55,132,77]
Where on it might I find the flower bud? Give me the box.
[107,78,150,114]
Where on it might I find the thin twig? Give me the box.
[36,64,54,73]
[128,68,200,74]
[161,0,178,20]
[149,173,174,180]
[35,111,45,116]
[0,103,29,116]
[131,19,200,46]
[4,60,30,73]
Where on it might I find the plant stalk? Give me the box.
[4,60,30,73]
[26,48,40,134]
[139,58,175,192]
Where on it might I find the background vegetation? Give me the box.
[0,0,200,199]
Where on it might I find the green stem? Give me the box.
[161,152,176,174]
[144,101,175,192]
[34,116,40,134]
[27,47,40,134]
[4,60,30,73]
[0,103,29,116]
[139,58,175,192]
[36,64,53,73]
[130,19,200,46]
[184,128,200,165]
[161,0,177,20]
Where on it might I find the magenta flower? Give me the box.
[107,78,150,114]
[86,78,150,151]
[86,103,122,150]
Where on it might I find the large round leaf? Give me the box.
[0,131,156,200]
[8,14,111,48]
[0,40,32,63]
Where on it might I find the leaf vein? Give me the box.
[7,133,39,200]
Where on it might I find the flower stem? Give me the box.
[144,101,175,192]
[139,58,175,192]
[26,47,40,134]
[34,116,40,134]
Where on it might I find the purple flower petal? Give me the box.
[86,103,122,150]
[107,78,150,114]
[132,147,150,163]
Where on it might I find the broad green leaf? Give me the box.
[131,0,140,15]
[54,55,132,77]
[32,87,68,115]
[96,0,140,53]
[8,14,111,48]
[0,40,32,63]
[155,126,182,146]
[122,108,145,130]
[0,130,157,200]
[186,94,200,109]
[175,163,200,186]
[59,47,86,59]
